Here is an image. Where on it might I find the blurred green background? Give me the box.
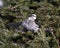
[0,0,60,48]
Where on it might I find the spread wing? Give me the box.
[22,19,39,31]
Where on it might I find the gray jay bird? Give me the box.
[7,14,39,32]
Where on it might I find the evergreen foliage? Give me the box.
[0,0,60,48]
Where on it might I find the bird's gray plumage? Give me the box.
[7,14,39,32]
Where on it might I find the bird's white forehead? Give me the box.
[32,14,36,17]
[28,14,36,20]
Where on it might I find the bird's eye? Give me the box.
[33,16,36,17]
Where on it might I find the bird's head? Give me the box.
[28,14,37,21]
[31,14,36,20]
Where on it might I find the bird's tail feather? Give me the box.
[6,22,22,30]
